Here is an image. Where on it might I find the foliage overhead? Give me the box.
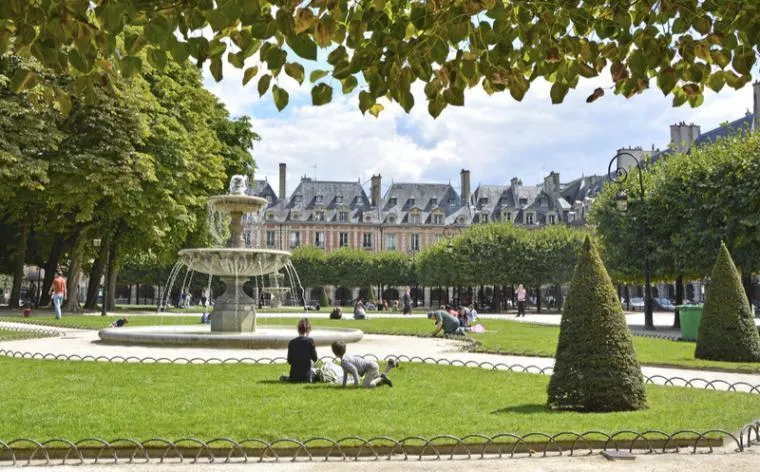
[2,1,758,117]
[547,237,648,412]
[694,242,760,362]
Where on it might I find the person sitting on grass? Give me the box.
[331,341,396,388]
[428,309,467,337]
[111,317,128,328]
[353,298,367,320]
[280,318,318,383]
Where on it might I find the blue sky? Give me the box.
[203,61,758,197]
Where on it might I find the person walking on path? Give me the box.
[402,287,412,315]
[49,271,67,320]
[516,284,527,317]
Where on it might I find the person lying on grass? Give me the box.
[331,341,396,388]
[428,310,467,337]
[280,318,318,383]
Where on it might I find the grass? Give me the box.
[0,357,758,442]
[3,314,760,374]
[0,329,55,342]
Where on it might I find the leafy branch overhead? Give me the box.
[2,0,758,117]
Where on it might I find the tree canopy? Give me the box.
[2,1,757,117]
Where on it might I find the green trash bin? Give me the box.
[676,304,703,341]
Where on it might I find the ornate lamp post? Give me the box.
[607,151,654,331]
[93,238,108,317]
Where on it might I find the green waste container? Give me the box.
[676,304,703,341]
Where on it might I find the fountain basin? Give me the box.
[98,325,364,349]
[177,248,291,277]
[208,194,267,214]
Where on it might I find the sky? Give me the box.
[202,60,758,197]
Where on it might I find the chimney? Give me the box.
[370,174,382,207]
[460,169,471,206]
[543,171,560,196]
[278,163,286,200]
[754,81,760,131]
[670,122,700,153]
[616,146,646,171]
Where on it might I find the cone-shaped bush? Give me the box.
[694,243,760,362]
[318,286,330,307]
[547,237,647,412]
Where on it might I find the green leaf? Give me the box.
[119,56,142,78]
[550,83,569,104]
[358,91,374,114]
[170,41,190,62]
[258,74,272,97]
[228,51,244,69]
[243,66,259,86]
[284,62,305,85]
[428,96,447,118]
[286,35,317,60]
[341,76,358,94]
[310,70,329,82]
[443,87,465,106]
[706,73,725,93]
[147,48,167,70]
[311,83,333,105]
[295,8,316,34]
[210,57,223,81]
[369,103,384,117]
[9,68,37,92]
[272,84,289,111]
[398,89,414,113]
[54,87,72,115]
[265,47,287,70]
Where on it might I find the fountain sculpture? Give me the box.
[263,273,289,309]
[98,176,363,348]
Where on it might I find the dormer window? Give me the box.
[433,213,443,225]
[267,212,275,221]
[314,211,325,221]
[336,195,343,203]
[408,198,415,206]
[479,198,489,205]
[480,213,489,223]
[457,216,466,225]
[430,198,438,206]
[409,211,421,224]
[548,214,556,225]
[388,215,396,224]
[294,195,302,204]
[291,211,301,220]
[315,195,323,203]
[339,211,349,222]
[354,196,362,205]
[519,197,528,205]
[389,197,397,205]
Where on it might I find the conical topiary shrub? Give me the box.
[547,237,648,412]
[694,242,760,362]
[318,286,330,307]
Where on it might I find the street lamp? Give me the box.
[607,151,654,331]
[93,238,108,317]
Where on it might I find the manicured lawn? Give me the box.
[0,357,758,441]
[0,330,55,342]
[4,315,760,374]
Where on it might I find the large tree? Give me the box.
[2,1,757,116]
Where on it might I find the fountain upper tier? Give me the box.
[208,194,267,214]
[177,248,291,277]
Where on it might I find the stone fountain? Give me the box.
[98,175,363,348]
[263,273,289,309]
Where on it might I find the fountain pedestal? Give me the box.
[211,276,256,332]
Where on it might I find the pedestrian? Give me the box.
[402,287,412,315]
[331,341,396,388]
[48,271,67,320]
[200,289,210,323]
[516,284,527,317]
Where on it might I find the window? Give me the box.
[433,213,443,224]
[386,233,397,250]
[435,234,444,242]
[314,211,325,221]
[457,216,466,224]
[389,197,397,205]
[294,195,302,204]
[410,233,420,251]
[410,213,421,224]
[526,213,534,225]
[267,212,275,221]
[315,231,325,248]
[504,212,512,222]
[339,211,349,222]
[430,198,438,206]
[315,195,323,203]
[339,232,349,247]
[388,215,396,224]
[289,231,300,248]
[408,198,415,206]
[355,196,363,205]
[519,197,528,205]
[480,213,489,223]
[291,211,300,220]
[479,197,489,205]
[266,231,276,248]
[362,233,373,249]
[336,195,343,203]
[548,214,556,225]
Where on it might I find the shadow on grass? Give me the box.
[491,403,555,415]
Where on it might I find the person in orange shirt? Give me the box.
[49,271,67,320]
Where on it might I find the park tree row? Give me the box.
[0,49,258,310]
[591,128,760,312]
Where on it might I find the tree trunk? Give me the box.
[84,252,105,310]
[105,237,120,311]
[9,223,29,309]
[624,284,631,311]
[555,283,564,311]
[535,285,542,314]
[64,228,87,312]
[673,274,684,329]
[40,234,65,307]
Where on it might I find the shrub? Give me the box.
[695,242,760,362]
[547,237,648,412]
[318,286,330,307]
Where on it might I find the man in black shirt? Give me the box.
[282,318,318,382]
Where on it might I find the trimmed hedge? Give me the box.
[695,242,760,362]
[547,237,648,412]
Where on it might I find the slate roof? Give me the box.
[694,114,754,146]
[281,178,372,224]
[381,183,466,225]
[247,179,279,206]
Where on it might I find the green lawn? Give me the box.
[3,314,760,374]
[0,357,757,441]
[0,329,56,342]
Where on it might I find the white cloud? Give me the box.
[204,64,758,195]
